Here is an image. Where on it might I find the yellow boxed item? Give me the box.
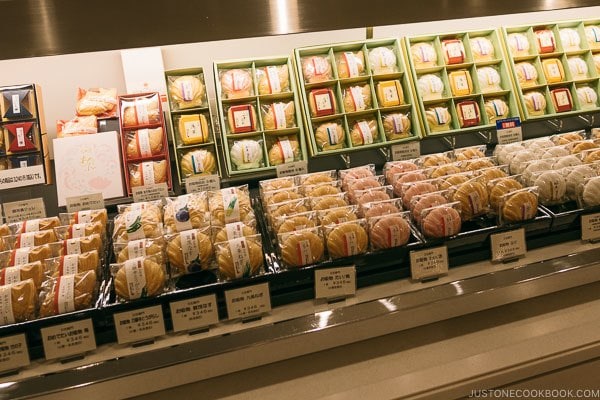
[542,58,565,83]
[448,70,473,96]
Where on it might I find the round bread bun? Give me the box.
[430,164,461,178]
[411,42,437,68]
[180,149,217,177]
[370,216,411,250]
[320,207,358,226]
[507,33,531,57]
[515,62,538,87]
[363,202,400,219]
[470,37,495,61]
[262,102,295,130]
[169,75,205,109]
[501,191,538,223]
[385,161,418,183]
[167,230,213,274]
[326,223,368,258]
[489,177,523,211]
[422,206,461,238]
[523,91,546,116]
[402,182,437,209]
[277,216,317,234]
[455,148,485,161]
[485,98,510,123]
[357,190,390,205]
[301,56,333,83]
[129,160,167,187]
[315,122,345,151]
[565,165,596,200]
[454,180,489,220]
[230,140,263,170]
[220,69,253,99]
[268,137,300,166]
[126,127,163,159]
[350,119,379,146]
[382,113,411,141]
[439,174,470,190]
[343,85,372,112]
[336,51,365,78]
[425,106,452,132]
[281,230,324,267]
[368,47,397,75]
[217,238,263,280]
[582,176,600,207]
[411,194,448,224]
[533,171,567,204]
[258,65,290,95]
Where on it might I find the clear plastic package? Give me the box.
[419,202,462,239]
[180,148,218,177]
[550,130,586,146]
[226,103,257,134]
[175,114,210,145]
[0,243,62,267]
[552,155,582,170]
[260,176,296,194]
[267,136,301,166]
[323,219,369,260]
[128,160,168,187]
[166,228,214,276]
[539,146,570,159]
[521,159,554,185]
[454,145,487,161]
[428,164,461,178]
[354,185,394,205]
[411,42,437,68]
[0,261,44,289]
[59,209,108,229]
[60,234,103,255]
[415,152,454,168]
[272,211,318,234]
[339,164,376,188]
[417,74,445,101]
[360,198,403,219]
[494,142,524,165]
[76,87,117,118]
[229,139,264,170]
[579,176,600,208]
[410,191,450,225]
[0,279,36,325]
[219,68,254,99]
[563,164,597,201]
[125,128,164,159]
[117,201,163,219]
[301,55,333,83]
[56,115,97,137]
[342,85,372,113]
[213,222,257,243]
[314,121,346,151]
[508,150,536,175]
[111,255,167,301]
[368,46,398,75]
[167,74,206,110]
[278,227,325,268]
[567,140,599,154]
[3,229,57,249]
[215,235,264,280]
[301,181,341,198]
[113,208,163,242]
[269,198,311,220]
[349,119,379,147]
[383,161,419,184]
[368,212,412,251]
[262,186,302,205]
[451,179,490,220]
[39,270,97,317]
[114,238,165,265]
[335,51,366,79]
[381,112,412,141]
[310,192,349,211]
[391,170,428,197]
[54,222,105,243]
[317,205,359,226]
[308,87,337,117]
[120,93,161,128]
[14,217,61,234]
[582,149,600,164]
[487,176,524,212]
[44,251,100,278]
[530,170,567,206]
[347,175,384,203]
[208,186,254,226]
[296,170,337,186]
[499,187,539,225]
[456,156,497,172]
[163,193,210,234]
[256,65,290,95]
[261,101,296,130]
[377,80,405,108]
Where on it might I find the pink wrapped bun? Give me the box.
[348,177,382,203]
[385,162,419,183]
[422,206,461,239]
[370,216,411,250]
[411,194,448,225]
[364,203,400,218]
[392,172,427,197]
[402,182,437,209]
[357,190,390,205]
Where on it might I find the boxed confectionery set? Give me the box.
[2,19,600,359]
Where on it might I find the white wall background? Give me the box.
[0,6,598,158]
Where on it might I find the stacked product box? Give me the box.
[502,19,600,120]
[214,56,307,176]
[404,29,521,136]
[294,38,421,156]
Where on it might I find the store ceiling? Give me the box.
[0,0,596,60]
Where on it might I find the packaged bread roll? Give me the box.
[417,74,444,100]
[360,198,402,219]
[581,176,600,207]
[314,121,345,151]
[167,228,213,275]
[213,222,257,243]
[220,69,253,99]
[507,33,530,57]
[215,235,263,280]
[383,161,419,184]
[318,206,358,226]
[297,170,337,186]
[454,146,486,161]
[335,51,365,78]
[180,149,217,176]
[168,75,205,109]
[114,239,164,265]
[410,42,437,68]
[411,193,448,225]
[57,115,98,137]
[45,251,100,278]
[256,65,290,95]
[559,28,581,51]
[402,181,438,209]
[382,113,411,141]
[177,114,210,145]
[350,119,379,147]
[477,67,502,93]
[420,203,462,239]
[208,186,254,226]
[262,187,301,205]
[311,194,348,211]
[477,166,508,185]
[0,261,43,289]
[60,209,108,229]
[515,62,538,87]
[269,198,311,221]
[488,177,524,211]
[532,170,567,205]
[567,57,588,80]
[268,136,300,166]
[470,37,495,61]
[274,213,317,235]
[1,243,62,267]
[76,87,117,117]
[452,180,489,220]
[54,222,105,242]
[369,212,411,250]
[126,127,164,159]
[60,234,103,256]
[301,55,333,83]
[417,153,453,168]
[425,106,452,132]
[339,165,375,189]
[430,164,461,178]
[355,186,392,205]
[439,173,471,190]
[16,217,61,233]
[230,139,263,170]
[499,188,539,224]
[39,270,97,317]
[595,54,600,74]
[120,94,161,127]
[392,171,427,197]
[343,85,372,112]
[128,160,168,188]
[0,279,36,325]
[368,47,398,75]
[118,201,163,219]
[324,220,368,259]
[456,100,481,128]
[564,165,596,201]
[484,98,509,123]
[585,26,600,50]
[278,228,324,268]
[302,182,341,198]
[262,102,295,130]
[260,176,295,193]
[5,229,57,249]
[163,193,210,234]
[576,87,598,110]
[113,208,163,242]
[523,91,547,116]
[112,256,166,301]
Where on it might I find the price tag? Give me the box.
[276,160,308,178]
[314,266,356,300]
[65,193,105,213]
[225,283,271,320]
[2,198,46,223]
[496,117,523,145]
[132,182,169,203]
[169,294,219,333]
[410,246,449,281]
[490,228,526,262]
[391,141,421,161]
[0,334,29,373]
[114,305,166,345]
[581,213,600,241]
[41,319,96,360]
[184,175,221,193]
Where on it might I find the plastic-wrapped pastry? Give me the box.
[500,189,538,223]
[411,194,448,225]
[312,195,348,211]
[0,261,44,289]
[208,187,253,226]
[453,180,489,220]
[439,173,471,190]
[350,119,379,147]
[315,122,345,151]
[214,222,257,242]
[507,33,531,57]
[523,160,554,184]
[335,51,365,78]
[126,128,164,159]
[339,165,375,189]
[559,28,581,51]
[168,75,205,109]
[582,176,600,207]
[167,229,213,274]
[361,199,401,218]
[419,153,453,167]
[261,102,295,130]
[384,161,418,184]
[2,243,61,266]
[478,167,508,185]
[220,69,253,99]
[550,88,573,113]
[268,136,300,166]
[128,160,167,187]
[523,91,546,116]
[113,208,163,242]
[515,62,538,87]
[382,113,411,141]
[566,165,596,201]
[0,279,36,325]
[164,193,209,234]
[583,149,600,164]
[57,115,98,137]
[430,164,461,178]
[260,176,295,193]
[120,94,161,127]
[489,177,523,211]
[533,171,566,205]
[326,221,368,259]
[567,57,588,80]
[15,217,60,233]
[215,236,263,280]
[76,87,117,117]
[585,26,600,50]
[113,256,165,300]
[180,149,217,176]
[484,98,510,123]
[470,37,495,61]
[276,215,317,235]
[8,229,57,248]
[417,74,444,100]
[455,146,485,161]
[534,29,556,53]
[356,188,391,205]
[39,270,96,317]
[441,39,466,64]
[279,229,324,268]
[177,114,210,145]
[411,42,437,68]
[368,47,397,75]
[376,80,404,107]
[402,182,437,209]
[448,70,473,97]
[230,139,263,170]
[227,104,257,133]
[343,85,372,112]
[595,54,600,74]
[462,158,495,172]
[477,67,502,93]
[115,239,163,266]
[299,170,337,185]
[552,131,585,145]
[369,213,411,250]
[553,155,582,169]
[60,234,102,256]
[347,176,382,196]
[319,206,358,226]
[576,87,598,110]
[263,188,301,205]
[456,101,481,128]
[308,88,337,117]
[257,65,290,95]
[301,55,333,83]
[570,141,599,154]
[304,184,340,198]
[541,146,569,159]
[425,106,452,132]
[421,204,462,239]
[542,58,565,83]
[509,150,536,175]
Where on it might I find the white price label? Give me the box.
[581,213,600,241]
[114,305,166,345]
[41,319,96,360]
[314,266,356,300]
[170,294,219,333]
[2,197,46,223]
[276,160,308,178]
[410,246,449,280]
[225,283,271,320]
[490,228,526,262]
[391,141,421,161]
[66,193,105,213]
[132,182,169,202]
[0,334,29,373]
[185,175,221,193]
[496,118,523,145]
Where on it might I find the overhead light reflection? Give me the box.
[316,310,333,329]
[0,382,16,389]
[31,0,58,53]
[451,281,464,295]
[269,0,299,35]
[378,299,398,312]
